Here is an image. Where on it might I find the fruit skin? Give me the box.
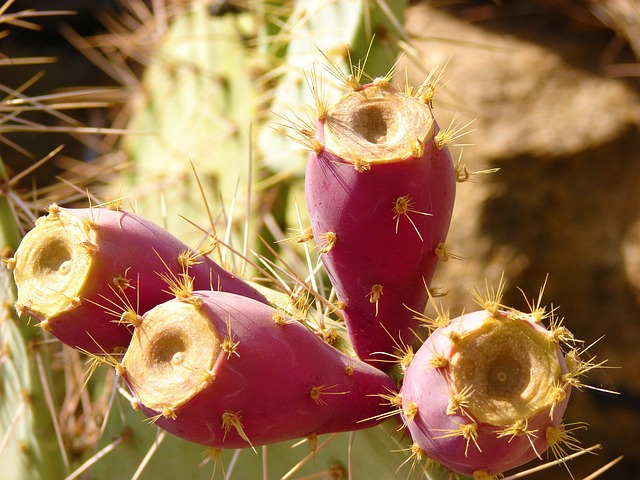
[399,308,571,477]
[10,206,266,354]
[305,82,456,365]
[121,290,397,449]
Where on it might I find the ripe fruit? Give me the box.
[120,290,397,448]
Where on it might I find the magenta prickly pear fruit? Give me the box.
[119,290,397,449]
[9,205,266,353]
[304,78,456,364]
[398,295,574,477]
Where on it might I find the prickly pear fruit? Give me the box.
[120,290,397,449]
[9,205,266,353]
[399,305,572,477]
[305,79,456,365]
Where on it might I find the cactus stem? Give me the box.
[0,396,28,457]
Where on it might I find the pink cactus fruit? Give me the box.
[9,205,266,354]
[304,78,456,365]
[398,291,579,478]
[119,290,397,449]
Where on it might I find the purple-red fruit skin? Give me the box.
[306,107,455,364]
[400,310,571,476]
[123,290,397,448]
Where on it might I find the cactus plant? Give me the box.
[116,0,263,248]
[1,157,68,480]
